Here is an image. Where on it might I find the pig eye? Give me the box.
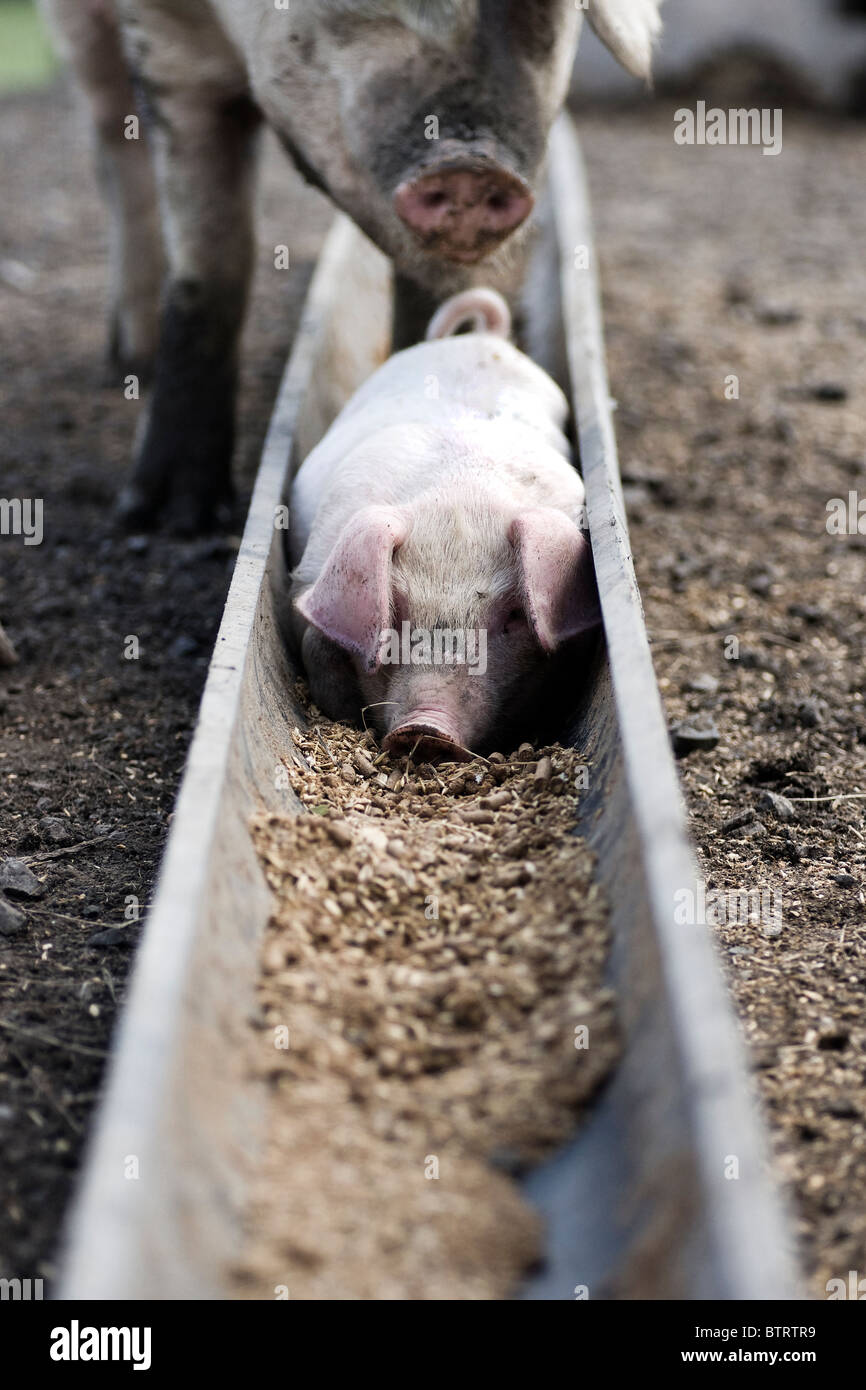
[504,607,526,633]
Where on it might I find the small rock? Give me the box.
[685,673,720,695]
[39,815,73,846]
[810,382,848,403]
[741,820,768,839]
[748,572,772,596]
[759,791,796,823]
[0,896,27,937]
[671,721,720,757]
[721,809,755,834]
[0,857,44,900]
[788,603,825,625]
[126,535,150,555]
[738,648,777,673]
[325,821,353,849]
[168,634,198,660]
[755,302,801,327]
[825,1098,860,1120]
[797,697,824,728]
[833,873,858,890]
[86,927,130,948]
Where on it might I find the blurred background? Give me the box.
[0,1,55,93]
[4,0,866,106]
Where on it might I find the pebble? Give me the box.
[759,791,796,823]
[0,896,26,937]
[833,873,858,890]
[39,815,73,846]
[755,302,801,327]
[168,634,198,660]
[0,857,44,900]
[685,673,720,695]
[788,603,825,625]
[86,927,130,948]
[740,820,768,839]
[748,572,772,596]
[670,721,721,757]
[796,697,824,728]
[325,821,353,849]
[810,382,848,403]
[721,809,755,834]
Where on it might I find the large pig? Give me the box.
[41,0,663,533]
[289,288,601,758]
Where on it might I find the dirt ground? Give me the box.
[594,107,866,1298]
[0,84,330,1287]
[1,82,864,1298]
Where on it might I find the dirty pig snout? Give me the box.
[393,152,534,264]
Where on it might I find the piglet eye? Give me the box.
[504,608,526,632]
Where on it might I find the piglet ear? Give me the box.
[510,508,601,652]
[295,507,407,670]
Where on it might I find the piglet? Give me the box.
[289,288,601,759]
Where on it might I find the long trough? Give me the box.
[58,118,798,1301]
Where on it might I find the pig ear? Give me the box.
[588,0,663,83]
[295,507,407,670]
[510,508,601,652]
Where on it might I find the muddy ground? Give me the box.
[0,83,864,1298]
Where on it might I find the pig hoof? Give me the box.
[116,481,234,536]
[168,489,236,537]
[116,482,163,532]
[104,319,156,389]
[101,350,155,391]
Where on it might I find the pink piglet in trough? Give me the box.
[288,288,602,759]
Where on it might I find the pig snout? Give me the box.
[394,159,533,264]
[383,709,473,762]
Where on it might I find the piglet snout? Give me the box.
[394,162,533,264]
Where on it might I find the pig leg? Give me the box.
[392,275,440,353]
[110,6,260,532]
[0,622,17,669]
[118,85,261,533]
[39,0,164,378]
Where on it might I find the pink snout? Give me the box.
[383,711,473,762]
[394,163,534,264]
